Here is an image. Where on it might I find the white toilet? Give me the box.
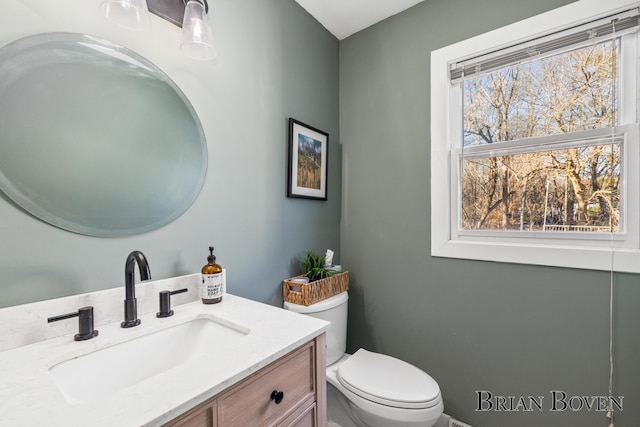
[284,291,443,427]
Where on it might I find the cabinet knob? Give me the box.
[270,390,284,404]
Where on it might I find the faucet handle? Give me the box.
[157,288,188,318]
[48,306,99,341]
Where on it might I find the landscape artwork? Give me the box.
[287,118,328,200]
[297,134,322,190]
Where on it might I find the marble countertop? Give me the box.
[0,293,328,426]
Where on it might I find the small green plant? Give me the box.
[294,250,340,282]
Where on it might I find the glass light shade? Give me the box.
[180,0,217,60]
[100,0,150,30]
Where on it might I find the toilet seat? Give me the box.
[336,349,441,410]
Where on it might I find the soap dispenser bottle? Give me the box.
[201,246,223,304]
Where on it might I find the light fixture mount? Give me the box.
[147,0,209,28]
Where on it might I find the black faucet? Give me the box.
[121,250,151,328]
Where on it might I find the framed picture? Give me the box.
[287,118,329,200]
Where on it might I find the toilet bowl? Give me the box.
[284,291,443,427]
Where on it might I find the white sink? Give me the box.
[48,314,249,404]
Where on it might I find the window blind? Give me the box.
[450,8,640,82]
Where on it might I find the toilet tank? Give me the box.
[284,291,348,365]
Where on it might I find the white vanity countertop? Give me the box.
[0,293,328,427]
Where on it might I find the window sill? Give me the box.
[432,238,640,273]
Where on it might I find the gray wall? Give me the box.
[340,0,640,426]
[0,0,341,308]
[4,0,640,425]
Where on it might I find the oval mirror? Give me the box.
[0,33,207,237]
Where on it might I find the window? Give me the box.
[461,40,622,233]
[431,0,640,272]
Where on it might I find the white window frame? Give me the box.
[430,0,640,273]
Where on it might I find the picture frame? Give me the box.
[287,118,329,200]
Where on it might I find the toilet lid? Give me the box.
[337,349,441,409]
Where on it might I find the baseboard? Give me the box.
[434,413,474,427]
[433,413,452,427]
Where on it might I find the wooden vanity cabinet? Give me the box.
[164,334,326,427]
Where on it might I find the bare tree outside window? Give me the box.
[461,40,620,233]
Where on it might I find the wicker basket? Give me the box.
[283,271,349,306]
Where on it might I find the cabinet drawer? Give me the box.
[168,405,215,427]
[218,341,316,426]
[278,402,316,427]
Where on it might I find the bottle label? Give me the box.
[202,273,223,299]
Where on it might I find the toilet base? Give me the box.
[327,381,443,427]
[327,382,360,427]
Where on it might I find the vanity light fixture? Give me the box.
[100,0,217,61]
[99,0,151,31]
